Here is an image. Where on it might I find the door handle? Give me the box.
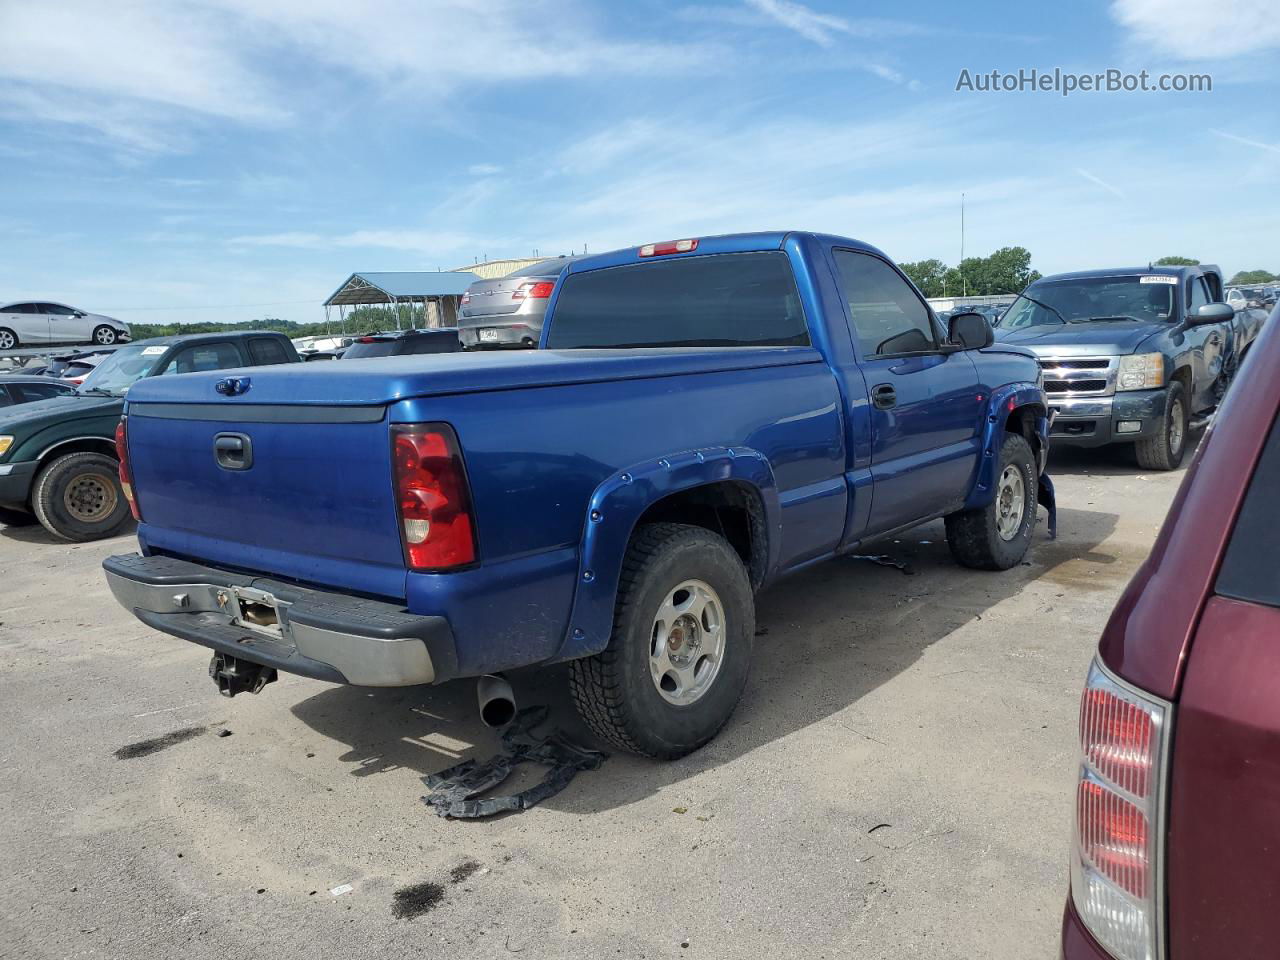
[213,432,252,470]
[871,384,897,409]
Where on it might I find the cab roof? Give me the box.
[1036,265,1221,284]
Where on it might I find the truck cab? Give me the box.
[994,265,1256,470]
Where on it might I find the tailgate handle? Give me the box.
[214,432,253,471]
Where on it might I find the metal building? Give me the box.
[324,271,480,329]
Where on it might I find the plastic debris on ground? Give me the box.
[421,706,606,819]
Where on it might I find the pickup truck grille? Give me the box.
[1038,356,1116,397]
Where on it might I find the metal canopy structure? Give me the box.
[323,271,480,330]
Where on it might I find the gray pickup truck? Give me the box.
[994,265,1265,469]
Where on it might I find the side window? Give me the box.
[0,386,11,406]
[40,303,75,316]
[1216,412,1280,608]
[5,303,37,314]
[13,382,71,402]
[832,250,937,357]
[1187,278,1209,312]
[158,341,242,375]
[247,337,289,365]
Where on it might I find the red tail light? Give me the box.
[391,424,476,570]
[1070,660,1170,960]
[460,291,470,305]
[511,281,554,301]
[114,418,142,521]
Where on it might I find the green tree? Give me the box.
[1228,269,1278,285]
[954,247,1041,297]
[1154,256,1199,266]
[899,259,948,298]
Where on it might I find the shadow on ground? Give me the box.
[0,514,135,545]
[1047,426,1206,477]
[291,503,1119,814]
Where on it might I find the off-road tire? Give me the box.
[569,523,754,759]
[1135,380,1188,471]
[31,452,131,542]
[0,328,17,350]
[92,324,118,346]
[945,433,1037,571]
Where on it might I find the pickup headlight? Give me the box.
[1116,353,1165,392]
[0,436,13,457]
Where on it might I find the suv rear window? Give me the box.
[1216,410,1280,608]
[545,251,809,349]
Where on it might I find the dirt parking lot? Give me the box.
[0,442,1190,960]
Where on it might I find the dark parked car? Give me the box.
[457,256,583,349]
[340,329,461,359]
[1061,303,1280,960]
[0,376,76,406]
[0,331,298,541]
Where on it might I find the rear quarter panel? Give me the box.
[392,356,846,674]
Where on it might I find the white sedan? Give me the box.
[0,301,131,350]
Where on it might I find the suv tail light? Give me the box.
[114,418,142,521]
[1071,659,1171,960]
[460,291,470,305]
[511,281,554,301]
[391,424,476,571]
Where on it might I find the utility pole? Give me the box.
[960,192,967,299]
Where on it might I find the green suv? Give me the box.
[0,331,298,541]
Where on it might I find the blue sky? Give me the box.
[0,0,1277,326]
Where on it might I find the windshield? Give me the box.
[998,276,1177,329]
[77,344,166,395]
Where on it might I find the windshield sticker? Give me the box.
[1140,275,1178,284]
[141,346,167,355]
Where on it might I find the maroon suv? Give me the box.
[1062,304,1280,960]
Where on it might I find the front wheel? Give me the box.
[1134,381,1188,471]
[945,433,1037,570]
[92,324,118,345]
[0,328,18,350]
[31,452,131,542]
[569,523,754,759]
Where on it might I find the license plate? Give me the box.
[479,328,499,342]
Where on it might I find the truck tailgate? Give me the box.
[127,404,406,599]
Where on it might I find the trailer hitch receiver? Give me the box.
[209,652,278,698]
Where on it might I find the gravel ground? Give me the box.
[0,441,1191,960]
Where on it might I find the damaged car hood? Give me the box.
[994,320,1167,357]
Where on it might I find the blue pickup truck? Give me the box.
[103,232,1051,758]
[995,265,1265,470]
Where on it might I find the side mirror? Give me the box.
[72,310,85,318]
[1188,302,1234,326]
[948,311,994,350]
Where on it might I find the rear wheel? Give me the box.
[92,325,118,346]
[1135,381,1188,471]
[945,433,1037,570]
[31,452,131,542]
[569,523,754,759]
[0,328,17,350]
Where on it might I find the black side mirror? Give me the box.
[948,311,994,350]
[1188,302,1234,326]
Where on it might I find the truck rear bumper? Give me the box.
[103,553,457,686]
[1048,390,1165,447]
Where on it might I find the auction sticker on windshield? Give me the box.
[1140,275,1178,284]
[141,346,167,354]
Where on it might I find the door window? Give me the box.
[11,381,73,402]
[247,337,290,365]
[832,250,938,357]
[39,303,76,316]
[3,303,38,314]
[1187,278,1209,313]
[158,342,243,374]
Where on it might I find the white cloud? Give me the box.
[467,164,504,176]
[1075,168,1127,199]
[0,0,718,151]
[1211,128,1280,155]
[1111,0,1280,59]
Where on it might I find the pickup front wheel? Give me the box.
[569,522,754,759]
[945,433,1037,570]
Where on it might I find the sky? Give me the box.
[0,0,1277,326]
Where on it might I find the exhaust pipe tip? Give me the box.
[477,674,516,728]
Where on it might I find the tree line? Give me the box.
[128,306,412,341]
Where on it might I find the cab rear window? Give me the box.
[1216,411,1280,608]
[545,251,809,349]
